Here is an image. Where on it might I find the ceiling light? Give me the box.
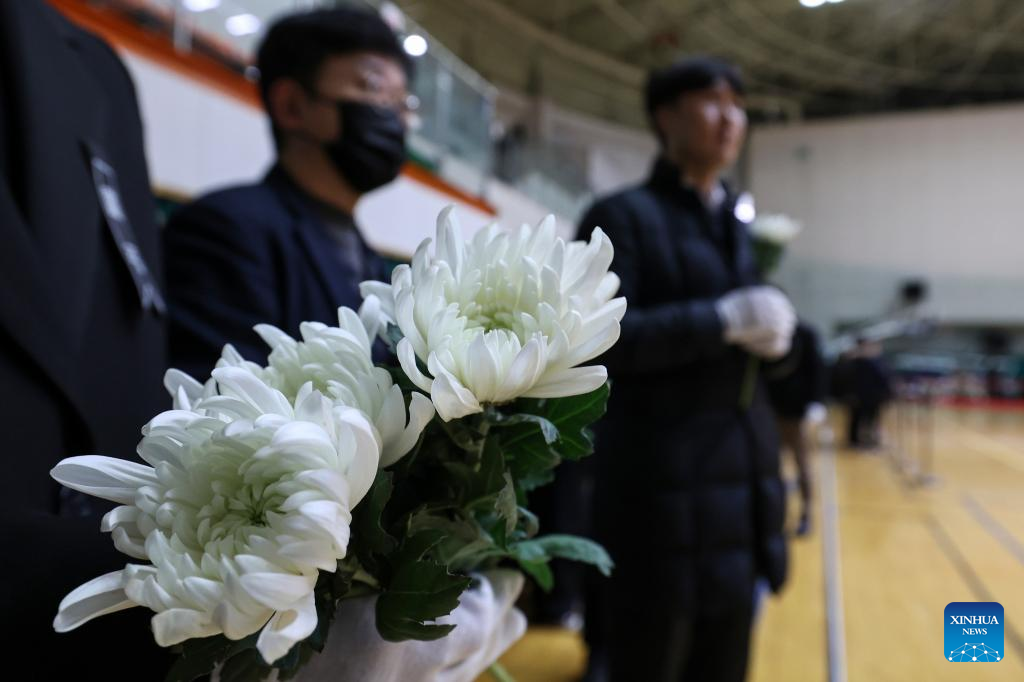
[403,34,428,57]
[225,13,261,36]
[799,0,827,7]
[183,0,220,11]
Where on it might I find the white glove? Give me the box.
[294,570,526,682]
[715,286,797,359]
[803,402,827,428]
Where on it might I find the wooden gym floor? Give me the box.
[480,405,1024,681]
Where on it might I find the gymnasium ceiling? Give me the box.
[392,0,1024,127]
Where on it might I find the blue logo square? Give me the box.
[945,602,1003,662]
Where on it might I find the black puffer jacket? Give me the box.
[577,158,787,616]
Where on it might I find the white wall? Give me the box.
[124,52,273,197]
[355,176,494,257]
[749,103,1024,333]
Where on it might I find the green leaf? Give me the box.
[351,471,398,572]
[466,436,508,508]
[518,558,554,592]
[306,567,353,657]
[439,416,488,453]
[269,638,305,675]
[439,460,476,491]
[384,323,405,354]
[384,562,468,622]
[376,560,471,641]
[392,528,447,565]
[489,413,559,444]
[407,511,506,571]
[542,384,610,460]
[377,615,457,642]
[491,385,609,495]
[510,539,547,563]
[516,506,539,540]
[375,530,473,642]
[494,421,560,493]
[495,472,517,538]
[220,649,273,682]
[165,633,258,682]
[519,468,556,494]
[328,562,357,608]
[518,534,614,577]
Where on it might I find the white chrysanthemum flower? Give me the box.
[215,307,434,468]
[51,367,381,664]
[360,207,626,421]
[749,213,802,245]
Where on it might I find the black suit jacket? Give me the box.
[577,158,787,616]
[164,166,386,379]
[0,2,171,677]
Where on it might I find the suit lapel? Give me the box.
[27,6,107,343]
[268,169,365,312]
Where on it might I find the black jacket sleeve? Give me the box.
[577,197,726,375]
[0,508,173,677]
[164,200,281,379]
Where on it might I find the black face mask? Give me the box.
[323,99,407,194]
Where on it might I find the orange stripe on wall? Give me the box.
[49,0,260,108]
[49,0,496,215]
[402,163,496,216]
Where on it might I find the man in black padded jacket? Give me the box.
[576,57,796,682]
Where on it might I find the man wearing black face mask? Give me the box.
[164,7,411,378]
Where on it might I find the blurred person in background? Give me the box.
[765,322,827,537]
[0,1,170,677]
[576,56,795,682]
[164,6,413,378]
[846,338,893,449]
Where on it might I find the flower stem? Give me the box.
[489,662,516,682]
[739,354,759,409]
[352,567,381,589]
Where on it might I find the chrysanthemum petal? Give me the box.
[522,365,608,399]
[152,608,220,646]
[54,571,134,632]
[50,456,157,505]
[256,592,318,664]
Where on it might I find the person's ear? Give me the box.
[267,78,311,136]
[654,103,683,152]
[653,106,671,145]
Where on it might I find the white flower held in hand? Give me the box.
[51,367,381,664]
[361,208,626,421]
[748,213,802,245]
[215,306,434,467]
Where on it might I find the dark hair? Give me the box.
[644,56,745,136]
[256,6,411,146]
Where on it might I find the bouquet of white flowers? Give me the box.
[50,208,624,680]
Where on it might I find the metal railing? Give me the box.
[885,379,937,488]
